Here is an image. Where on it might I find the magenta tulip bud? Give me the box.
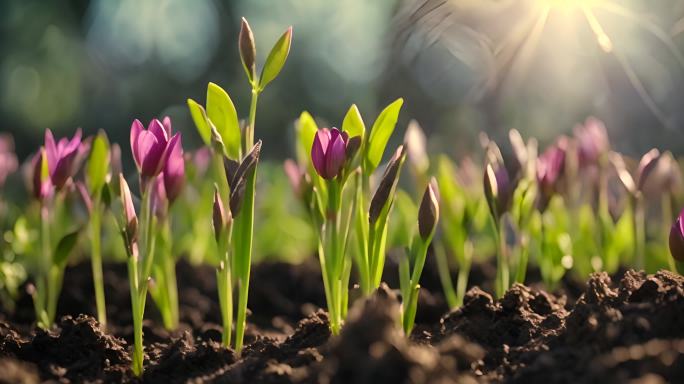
[635,148,661,192]
[484,162,511,219]
[44,128,83,190]
[193,147,211,176]
[418,178,440,241]
[537,141,566,195]
[130,119,172,180]
[311,128,349,180]
[574,117,610,167]
[284,159,305,197]
[119,174,138,248]
[162,133,185,203]
[669,209,684,262]
[31,148,53,201]
[0,134,18,187]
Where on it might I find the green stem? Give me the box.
[233,87,260,354]
[455,240,473,308]
[514,234,529,284]
[35,204,50,327]
[90,200,107,329]
[434,242,457,309]
[634,195,646,271]
[245,89,259,152]
[128,255,143,376]
[663,194,678,273]
[491,215,508,298]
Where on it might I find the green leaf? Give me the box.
[86,132,110,195]
[206,83,241,159]
[187,99,211,146]
[342,104,365,139]
[54,230,80,266]
[296,111,318,167]
[259,26,292,90]
[364,98,404,172]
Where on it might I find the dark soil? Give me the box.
[0,257,682,383]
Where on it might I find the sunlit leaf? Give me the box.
[259,27,292,90]
[188,99,211,146]
[86,132,110,195]
[342,104,365,139]
[207,83,241,159]
[365,98,404,172]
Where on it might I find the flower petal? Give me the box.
[136,130,164,177]
[130,120,144,169]
[163,133,185,202]
[312,129,330,178]
[148,119,168,144]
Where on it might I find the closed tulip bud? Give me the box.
[311,128,349,180]
[418,179,440,241]
[162,132,185,203]
[239,17,257,83]
[404,120,429,174]
[669,209,684,262]
[119,174,138,248]
[574,117,610,167]
[369,145,407,224]
[636,149,660,192]
[484,162,511,219]
[44,128,83,190]
[284,159,304,197]
[536,140,566,209]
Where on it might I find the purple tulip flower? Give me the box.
[669,208,684,262]
[45,128,83,190]
[311,128,349,180]
[0,134,18,187]
[574,117,609,167]
[130,118,178,183]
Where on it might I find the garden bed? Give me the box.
[1,258,683,383]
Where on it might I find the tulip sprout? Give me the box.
[120,118,182,376]
[80,131,112,328]
[612,149,661,271]
[309,127,360,334]
[31,129,83,329]
[399,180,439,335]
[483,143,512,298]
[188,17,291,353]
[344,100,405,296]
[146,117,185,331]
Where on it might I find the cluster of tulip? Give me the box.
[3,15,684,379]
[285,101,440,335]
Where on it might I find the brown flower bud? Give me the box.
[369,145,406,224]
[239,17,257,83]
[418,178,439,241]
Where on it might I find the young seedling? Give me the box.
[399,180,439,336]
[310,127,360,334]
[612,149,661,271]
[342,100,405,296]
[148,117,185,331]
[483,142,513,298]
[212,139,262,348]
[119,118,181,376]
[31,129,84,329]
[188,18,291,353]
[79,131,112,328]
